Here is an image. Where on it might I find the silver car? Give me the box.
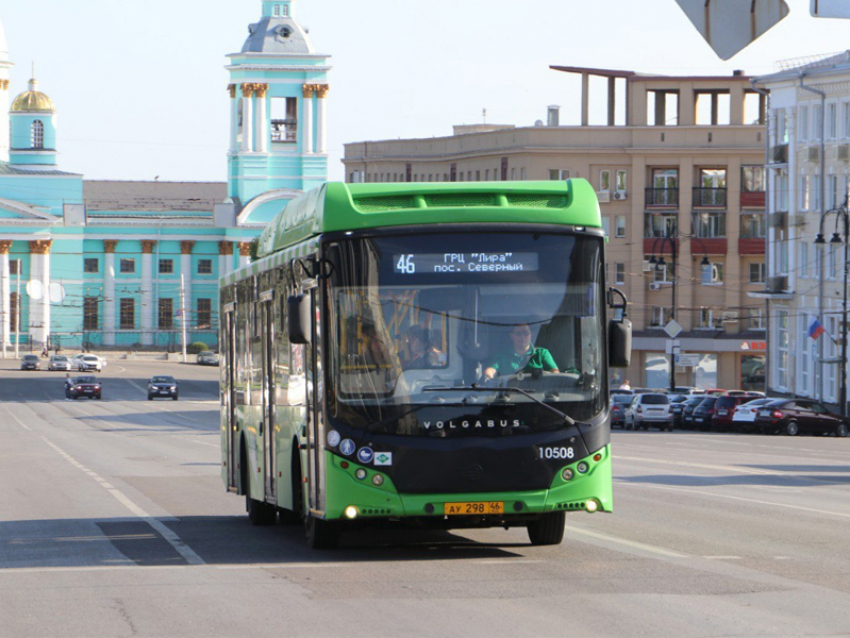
[197,351,220,366]
[48,355,71,371]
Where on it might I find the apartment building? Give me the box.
[755,52,850,412]
[342,66,768,391]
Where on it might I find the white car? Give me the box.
[72,354,103,372]
[626,393,674,431]
[48,355,72,371]
[731,398,772,431]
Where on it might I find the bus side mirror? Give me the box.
[609,319,632,368]
[288,294,312,345]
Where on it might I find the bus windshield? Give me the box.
[326,231,606,435]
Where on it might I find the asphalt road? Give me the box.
[1,359,849,637]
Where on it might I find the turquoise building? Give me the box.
[0,0,330,352]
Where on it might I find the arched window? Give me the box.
[31,120,44,149]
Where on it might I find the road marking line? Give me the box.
[9,411,205,566]
[616,455,800,477]
[563,525,688,558]
[616,481,850,520]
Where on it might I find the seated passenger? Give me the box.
[403,326,442,370]
[361,322,394,369]
[483,323,559,380]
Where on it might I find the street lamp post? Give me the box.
[815,197,850,418]
[649,232,712,393]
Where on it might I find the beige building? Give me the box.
[343,66,769,391]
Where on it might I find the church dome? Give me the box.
[11,78,55,113]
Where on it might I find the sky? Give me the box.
[1,0,849,184]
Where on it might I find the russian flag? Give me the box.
[808,318,826,340]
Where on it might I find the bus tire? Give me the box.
[246,493,276,526]
[306,515,340,549]
[785,421,799,436]
[527,511,566,546]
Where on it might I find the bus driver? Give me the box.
[483,323,559,380]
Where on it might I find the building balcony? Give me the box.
[697,238,728,255]
[271,119,298,143]
[693,187,727,207]
[740,191,766,208]
[645,188,679,207]
[739,238,766,255]
[644,237,680,255]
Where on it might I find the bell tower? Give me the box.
[226,0,331,224]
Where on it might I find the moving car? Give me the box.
[48,355,71,371]
[66,375,102,400]
[72,354,102,372]
[731,398,773,432]
[754,399,849,437]
[196,351,220,366]
[626,393,674,431]
[712,395,751,432]
[610,394,634,429]
[691,396,719,431]
[20,354,40,371]
[148,376,179,401]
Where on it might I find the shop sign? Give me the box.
[740,341,767,351]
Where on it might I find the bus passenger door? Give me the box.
[261,294,276,500]
[303,283,325,515]
[225,309,239,490]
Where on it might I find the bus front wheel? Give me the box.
[527,511,566,546]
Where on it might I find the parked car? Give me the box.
[731,398,773,432]
[196,351,220,366]
[712,395,751,432]
[148,376,179,401]
[610,394,634,429]
[691,396,720,431]
[48,355,71,371]
[626,393,674,431]
[20,354,40,371]
[72,354,102,372]
[66,375,102,400]
[668,394,690,427]
[680,396,708,429]
[754,399,849,437]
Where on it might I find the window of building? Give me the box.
[615,215,626,238]
[615,263,625,285]
[159,259,173,274]
[9,259,21,276]
[799,105,809,141]
[749,262,766,284]
[197,299,212,329]
[776,170,789,212]
[776,109,788,144]
[599,170,610,191]
[828,244,838,280]
[694,212,726,238]
[84,298,99,330]
[742,166,765,192]
[31,120,44,149]
[828,103,838,139]
[601,216,610,237]
[741,213,766,239]
[644,212,678,238]
[844,103,850,139]
[650,307,671,328]
[697,308,715,329]
[548,169,570,181]
[826,315,839,401]
[159,298,174,330]
[800,242,809,279]
[120,259,135,274]
[776,308,789,389]
[197,259,213,275]
[748,308,766,331]
[813,104,823,140]
[119,298,135,330]
[653,263,671,283]
[9,292,19,333]
[616,170,627,192]
[83,258,99,274]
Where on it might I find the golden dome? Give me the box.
[11,79,55,113]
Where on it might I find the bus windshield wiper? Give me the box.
[423,384,577,425]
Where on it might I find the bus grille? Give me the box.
[355,196,417,211]
[507,194,568,208]
[353,192,569,212]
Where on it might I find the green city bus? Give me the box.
[220,179,631,548]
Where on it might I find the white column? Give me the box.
[104,248,116,346]
[0,246,10,354]
[255,86,268,153]
[242,85,254,153]
[238,243,251,269]
[140,243,154,346]
[29,246,50,347]
[229,85,239,152]
[302,85,314,154]
[316,85,328,154]
[181,242,194,336]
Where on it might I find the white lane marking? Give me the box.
[616,455,807,478]
[563,525,688,558]
[616,481,850,521]
[703,556,742,560]
[9,411,204,566]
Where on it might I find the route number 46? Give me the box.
[397,254,416,274]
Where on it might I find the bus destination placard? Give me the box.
[394,252,539,275]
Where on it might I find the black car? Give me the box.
[67,376,102,400]
[691,397,719,431]
[148,376,179,401]
[668,394,688,428]
[21,354,41,370]
[754,399,849,437]
[680,396,708,429]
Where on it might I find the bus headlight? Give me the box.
[561,468,574,481]
[372,474,384,486]
[355,469,367,480]
[577,462,589,474]
[344,506,359,519]
[585,500,599,513]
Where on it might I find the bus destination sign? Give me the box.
[394,252,539,275]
